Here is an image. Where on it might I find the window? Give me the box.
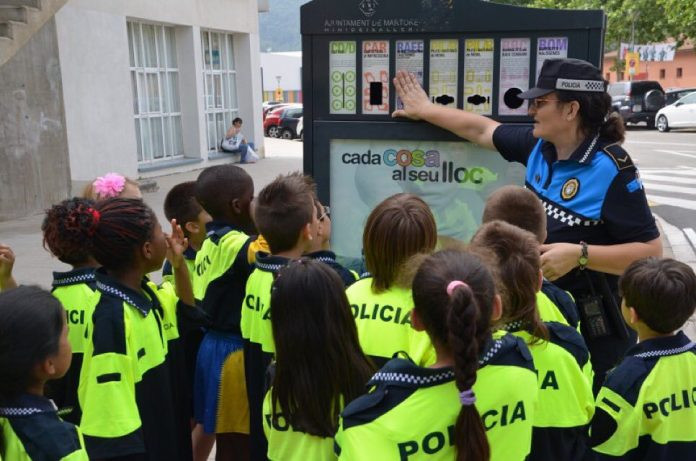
[659,69,665,79]
[677,68,683,78]
[201,31,238,151]
[618,71,625,81]
[605,72,610,81]
[128,21,184,165]
[681,93,696,105]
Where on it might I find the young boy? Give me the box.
[192,165,260,460]
[590,257,696,459]
[482,185,581,330]
[162,181,211,286]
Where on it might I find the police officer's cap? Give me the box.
[518,58,606,99]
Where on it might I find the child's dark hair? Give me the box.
[195,165,253,219]
[270,259,374,436]
[164,181,203,236]
[412,249,493,461]
[254,172,316,254]
[0,286,65,398]
[482,186,547,243]
[47,198,157,272]
[619,257,696,334]
[42,197,96,265]
[364,193,437,292]
[470,221,547,341]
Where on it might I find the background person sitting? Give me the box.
[221,117,257,164]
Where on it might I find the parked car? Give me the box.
[665,88,696,106]
[608,80,665,128]
[296,116,303,141]
[264,105,303,138]
[655,91,696,132]
[263,102,290,121]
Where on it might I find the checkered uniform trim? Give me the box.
[256,261,286,272]
[542,200,602,228]
[52,273,96,287]
[96,281,147,316]
[0,399,57,417]
[634,342,696,359]
[479,339,504,366]
[501,320,530,333]
[313,256,336,264]
[578,134,600,163]
[370,370,455,386]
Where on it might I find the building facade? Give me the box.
[261,51,302,103]
[603,43,696,89]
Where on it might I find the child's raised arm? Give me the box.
[0,244,18,291]
[165,220,194,306]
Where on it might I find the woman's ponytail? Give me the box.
[599,110,626,144]
[447,284,490,461]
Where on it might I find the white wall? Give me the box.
[261,52,302,92]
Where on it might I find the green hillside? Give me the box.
[259,0,311,52]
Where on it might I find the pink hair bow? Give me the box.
[93,173,126,199]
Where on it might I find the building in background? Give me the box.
[603,41,696,88]
[1,0,267,219]
[261,51,302,103]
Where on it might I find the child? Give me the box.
[470,221,594,461]
[82,172,142,201]
[346,193,437,367]
[264,259,374,460]
[0,244,17,291]
[335,249,538,460]
[41,198,101,425]
[192,165,259,460]
[242,173,354,460]
[66,197,200,460]
[590,257,696,459]
[482,185,580,329]
[0,285,88,460]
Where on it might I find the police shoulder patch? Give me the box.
[602,143,634,171]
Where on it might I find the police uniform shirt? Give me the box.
[79,269,196,460]
[162,245,197,287]
[590,331,696,459]
[262,387,337,461]
[346,277,435,368]
[504,322,594,460]
[0,393,88,461]
[335,333,538,461]
[46,268,99,425]
[305,250,359,287]
[492,125,659,296]
[538,279,581,331]
[192,221,255,334]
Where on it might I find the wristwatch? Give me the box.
[578,241,589,270]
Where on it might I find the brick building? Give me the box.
[603,41,696,89]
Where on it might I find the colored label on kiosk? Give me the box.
[330,138,525,260]
[536,37,568,79]
[395,40,424,109]
[429,39,459,107]
[464,39,494,115]
[362,40,390,114]
[499,38,530,116]
[330,41,357,114]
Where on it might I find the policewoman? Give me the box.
[393,58,661,390]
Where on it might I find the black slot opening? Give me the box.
[370,82,383,106]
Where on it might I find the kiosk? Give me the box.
[301,0,605,263]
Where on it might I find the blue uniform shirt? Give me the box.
[492,125,659,297]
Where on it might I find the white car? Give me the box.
[656,91,696,132]
[296,116,303,141]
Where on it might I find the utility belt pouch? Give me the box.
[577,270,630,340]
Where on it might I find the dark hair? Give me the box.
[233,117,243,125]
[0,286,65,398]
[42,197,96,265]
[482,186,546,243]
[195,165,253,219]
[164,181,203,237]
[412,250,493,461]
[619,257,696,334]
[556,89,625,144]
[48,198,157,272]
[254,172,316,254]
[364,194,437,292]
[270,259,374,436]
[470,221,547,341]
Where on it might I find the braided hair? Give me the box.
[412,249,494,461]
[42,198,97,265]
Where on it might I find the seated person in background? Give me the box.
[221,117,257,164]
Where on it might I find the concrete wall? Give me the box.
[0,18,70,220]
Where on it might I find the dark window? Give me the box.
[677,68,683,78]
[659,69,666,79]
[605,73,610,81]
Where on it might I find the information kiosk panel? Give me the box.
[302,0,605,263]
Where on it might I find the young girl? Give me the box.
[82,172,142,201]
[64,197,201,460]
[0,285,88,460]
[335,249,538,460]
[346,193,437,367]
[263,259,374,460]
[470,221,594,461]
[41,198,101,425]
